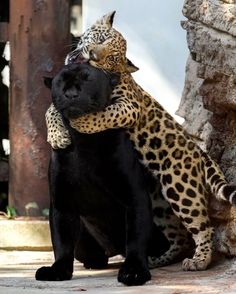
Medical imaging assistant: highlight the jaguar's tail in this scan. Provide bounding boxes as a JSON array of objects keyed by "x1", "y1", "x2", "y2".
[{"x1": 203, "y1": 153, "x2": 236, "y2": 205}]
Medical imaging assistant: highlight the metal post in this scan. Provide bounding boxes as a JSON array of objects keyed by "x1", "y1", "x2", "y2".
[{"x1": 9, "y1": 0, "x2": 70, "y2": 215}]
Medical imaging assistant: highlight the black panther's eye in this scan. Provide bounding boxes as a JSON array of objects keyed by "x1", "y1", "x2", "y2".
[{"x1": 78, "y1": 70, "x2": 89, "y2": 80}]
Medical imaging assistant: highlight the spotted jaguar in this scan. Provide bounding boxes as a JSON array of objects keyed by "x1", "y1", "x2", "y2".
[{"x1": 45, "y1": 11, "x2": 236, "y2": 271}]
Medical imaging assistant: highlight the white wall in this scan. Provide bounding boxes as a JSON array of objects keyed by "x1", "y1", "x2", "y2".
[{"x1": 82, "y1": 0, "x2": 188, "y2": 122}]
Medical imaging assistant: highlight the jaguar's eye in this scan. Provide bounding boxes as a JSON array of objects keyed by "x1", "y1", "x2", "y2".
[{"x1": 89, "y1": 49, "x2": 98, "y2": 61}]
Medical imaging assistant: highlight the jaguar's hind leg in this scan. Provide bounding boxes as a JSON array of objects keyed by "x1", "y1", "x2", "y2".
[
  {"x1": 182, "y1": 226, "x2": 214, "y2": 271},
  {"x1": 160, "y1": 175, "x2": 214, "y2": 271},
  {"x1": 168, "y1": 204, "x2": 214, "y2": 271}
]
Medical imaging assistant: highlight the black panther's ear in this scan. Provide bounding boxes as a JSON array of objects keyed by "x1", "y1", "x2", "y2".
[
  {"x1": 43, "y1": 76, "x2": 53, "y2": 89},
  {"x1": 109, "y1": 73, "x2": 120, "y2": 88}
]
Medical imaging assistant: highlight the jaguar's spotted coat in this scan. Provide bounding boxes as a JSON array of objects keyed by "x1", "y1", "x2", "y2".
[{"x1": 46, "y1": 12, "x2": 236, "y2": 270}]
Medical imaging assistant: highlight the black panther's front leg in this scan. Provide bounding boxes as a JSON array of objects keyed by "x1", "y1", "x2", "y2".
[
  {"x1": 36, "y1": 150, "x2": 79, "y2": 281},
  {"x1": 35, "y1": 202, "x2": 78, "y2": 281},
  {"x1": 117, "y1": 202, "x2": 152, "y2": 286},
  {"x1": 112, "y1": 141, "x2": 152, "y2": 286}
]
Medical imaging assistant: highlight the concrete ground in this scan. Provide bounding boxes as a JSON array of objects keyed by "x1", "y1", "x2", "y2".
[{"x1": 1, "y1": 251, "x2": 236, "y2": 294}]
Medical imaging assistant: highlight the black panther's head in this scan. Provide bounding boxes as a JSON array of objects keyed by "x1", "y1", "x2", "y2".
[{"x1": 44, "y1": 63, "x2": 119, "y2": 119}]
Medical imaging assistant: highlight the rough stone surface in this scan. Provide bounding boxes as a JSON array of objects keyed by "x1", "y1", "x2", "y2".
[
  {"x1": 176, "y1": 56, "x2": 212, "y2": 152},
  {"x1": 1, "y1": 251, "x2": 236, "y2": 294},
  {"x1": 179, "y1": 0, "x2": 236, "y2": 181},
  {"x1": 183, "y1": 0, "x2": 236, "y2": 37},
  {"x1": 179, "y1": 0, "x2": 236, "y2": 250}
]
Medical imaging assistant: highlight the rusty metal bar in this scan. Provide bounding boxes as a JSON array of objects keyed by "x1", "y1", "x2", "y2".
[
  {"x1": 0, "y1": 23, "x2": 9, "y2": 42},
  {"x1": 9, "y1": 0, "x2": 70, "y2": 215}
]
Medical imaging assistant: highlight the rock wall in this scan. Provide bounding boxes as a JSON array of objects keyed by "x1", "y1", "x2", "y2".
[{"x1": 178, "y1": 0, "x2": 236, "y2": 182}]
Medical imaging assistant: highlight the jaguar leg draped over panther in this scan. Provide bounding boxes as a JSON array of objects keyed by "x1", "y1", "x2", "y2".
[{"x1": 45, "y1": 11, "x2": 236, "y2": 270}]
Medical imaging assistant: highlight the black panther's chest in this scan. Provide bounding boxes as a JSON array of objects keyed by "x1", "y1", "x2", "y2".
[
  {"x1": 51, "y1": 128, "x2": 129, "y2": 209},
  {"x1": 50, "y1": 128, "x2": 128, "y2": 254}
]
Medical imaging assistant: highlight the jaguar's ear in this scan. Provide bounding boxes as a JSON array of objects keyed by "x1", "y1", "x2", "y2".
[
  {"x1": 94, "y1": 11, "x2": 116, "y2": 28},
  {"x1": 125, "y1": 58, "x2": 139, "y2": 73},
  {"x1": 43, "y1": 76, "x2": 53, "y2": 89}
]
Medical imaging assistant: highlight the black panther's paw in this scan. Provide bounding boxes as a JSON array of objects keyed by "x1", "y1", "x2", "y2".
[
  {"x1": 35, "y1": 266, "x2": 72, "y2": 281},
  {"x1": 117, "y1": 257, "x2": 151, "y2": 286},
  {"x1": 83, "y1": 255, "x2": 109, "y2": 269}
]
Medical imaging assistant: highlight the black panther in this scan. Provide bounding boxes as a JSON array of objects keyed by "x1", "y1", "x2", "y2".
[{"x1": 35, "y1": 63, "x2": 169, "y2": 286}]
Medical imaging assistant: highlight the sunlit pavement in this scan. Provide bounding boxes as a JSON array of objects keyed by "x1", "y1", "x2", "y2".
[{"x1": 0, "y1": 250, "x2": 236, "y2": 294}]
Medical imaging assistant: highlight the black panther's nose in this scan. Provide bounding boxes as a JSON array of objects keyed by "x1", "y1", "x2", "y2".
[
  {"x1": 65, "y1": 93, "x2": 77, "y2": 99},
  {"x1": 65, "y1": 87, "x2": 80, "y2": 100}
]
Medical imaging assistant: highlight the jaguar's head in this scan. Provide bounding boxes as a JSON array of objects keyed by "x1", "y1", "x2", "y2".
[{"x1": 66, "y1": 11, "x2": 138, "y2": 74}]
